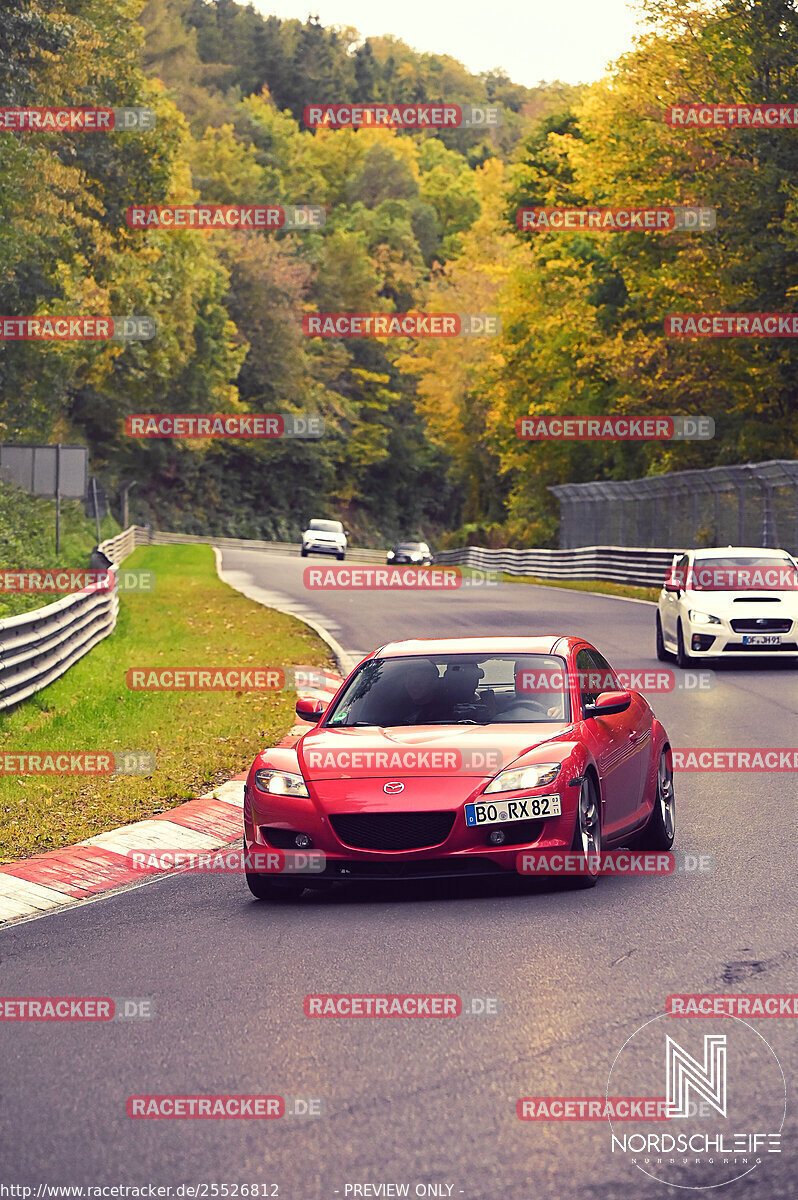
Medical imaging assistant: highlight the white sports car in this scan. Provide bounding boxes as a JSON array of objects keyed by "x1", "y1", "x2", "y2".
[{"x1": 656, "y1": 546, "x2": 798, "y2": 666}]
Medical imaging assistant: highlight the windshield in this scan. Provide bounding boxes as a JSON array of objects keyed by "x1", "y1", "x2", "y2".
[
  {"x1": 324, "y1": 654, "x2": 571, "y2": 727},
  {"x1": 395, "y1": 542, "x2": 423, "y2": 551},
  {"x1": 308, "y1": 520, "x2": 343, "y2": 533},
  {"x1": 688, "y1": 555, "x2": 798, "y2": 591}
]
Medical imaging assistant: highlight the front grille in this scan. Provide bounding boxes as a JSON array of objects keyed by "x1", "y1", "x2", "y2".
[
  {"x1": 325, "y1": 857, "x2": 503, "y2": 878},
  {"x1": 723, "y1": 641, "x2": 798, "y2": 652},
  {"x1": 730, "y1": 618, "x2": 792, "y2": 633},
  {"x1": 330, "y1": 810, "x2": 455, "y2": 850}
]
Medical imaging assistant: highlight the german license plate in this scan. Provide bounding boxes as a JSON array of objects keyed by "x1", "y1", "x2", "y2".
[
  {"x1": 742, "y1": 634, "x2": 781, "y2": 646},
  {"x1": 464, "y1": 794, "x2": 562, "y2": 826}
]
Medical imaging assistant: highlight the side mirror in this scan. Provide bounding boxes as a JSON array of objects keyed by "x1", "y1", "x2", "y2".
[
  {"x1": 296, "y1": 696, "x2": 326, "y2": 722},
  {"x1": 663, "y1": 570, "x2": 684, "y2": 594},
  {"x1": 584, "y1": 690, "x2": 632, "y2": 718}
]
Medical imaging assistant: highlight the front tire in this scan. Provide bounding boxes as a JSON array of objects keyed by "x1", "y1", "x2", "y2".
[
  {"x1": 633, "y1": 751, "x2": 675, "y2": 851},
  {"x1": 245, "y1": 867, "x2": 305, "y2": 902},
  {"x1": 300, "y1": 547, "x2": 308, "y2": 557},
  {"x1": 336, "y1": 552, "x2": 345, "y2": 561},
  {"x1": 675, "y1": 620, "x2": 692, "y2": 669},
  {"x1": 655, "y1": 613, "x2": 670, "y2": 662},
  {"x1": 564, "y1": 775, "x2": 602, "y2": 889}
]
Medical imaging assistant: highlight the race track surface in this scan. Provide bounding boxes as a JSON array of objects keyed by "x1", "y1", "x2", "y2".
[{"x1": 2, "y1": 550, "x2": 796, "y2": 1199}]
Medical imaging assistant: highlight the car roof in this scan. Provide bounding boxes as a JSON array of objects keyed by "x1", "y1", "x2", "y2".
[
  {"x1": 373, "y1": 636, "x2": 575, "y2": 658},
  {"x1": 690, "y1": 546, "x2": 791, "y2": 558}
]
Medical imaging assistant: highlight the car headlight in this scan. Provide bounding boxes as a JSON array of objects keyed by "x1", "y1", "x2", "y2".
[
  {"x1": 688, "y1": 609, "x2": 721, "y2": 625},
  {"x1": 484, "y1": 762, "x2": 561, "y2": 794},
  {"x1": 387, "y1": 551, "x2": 395, "y2": 559},
  {"x1": 253, "y1": 769, "x2": 309, "y2": 797}
]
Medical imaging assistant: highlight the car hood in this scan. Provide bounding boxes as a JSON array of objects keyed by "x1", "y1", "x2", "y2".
[
  {"x1": 297, "y1": 722, "x2": 574, "y2": 781},
  {"x1": 683, "y1": 588, "x2": 798, "y2": 616}
]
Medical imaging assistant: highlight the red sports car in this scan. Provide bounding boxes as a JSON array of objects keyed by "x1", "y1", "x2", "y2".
[{"x1": 243, "y1": 636, "x2": 675, "y2": 899}]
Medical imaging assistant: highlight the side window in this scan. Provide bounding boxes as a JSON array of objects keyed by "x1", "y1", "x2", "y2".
[
  {"x1": 590, "y1": 650, "x2": 619, "y2": 693},
  {"x1": 576, "y1": 648, "x2": 600, "y2": 712},
  {"x1": 673, "y1": 553, "x2": 689, "y2": 589}
]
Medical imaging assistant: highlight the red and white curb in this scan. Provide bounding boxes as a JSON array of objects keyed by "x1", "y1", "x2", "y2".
[{"x1": 0, "y1": 671, "x2": 342, "y2": 926}]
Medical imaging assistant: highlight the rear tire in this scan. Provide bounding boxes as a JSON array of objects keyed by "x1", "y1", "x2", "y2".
[
  {"x1": 563, "y1": 775, "x2": 601, "y2": 889},
  {"x1": 655, "y1": 613, "x2": 670, "y2": 662},
  {"x1": 675, "y1": 620, "x2": 692, "y2": 669},
  {"x1": 632, "y1": 751, "x2": 675, "y2": 851}
]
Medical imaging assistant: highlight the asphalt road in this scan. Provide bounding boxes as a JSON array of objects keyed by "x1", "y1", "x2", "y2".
[{"x1": 2, "y1": 549, "x2": 797, "y2": 1199}]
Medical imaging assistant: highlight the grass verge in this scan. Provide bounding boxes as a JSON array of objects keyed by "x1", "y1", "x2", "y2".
[
  {"x1": 500, "y1": 574, "x2": 659, "y2": 603},
  {"x1": 0, "y1": 544, "x2": 334, "y2": 860}
]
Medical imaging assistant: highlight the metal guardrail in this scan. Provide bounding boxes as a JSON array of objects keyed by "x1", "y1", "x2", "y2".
[
  {"x1": 151, "y1": 530, "x2": 675, "y2": 585},
  {"x1": 0, "y1": 525, "x2": 149, "y2": 712},
  {"x1": 433, "y1": 545, "x2": 678, "y2": 588}
]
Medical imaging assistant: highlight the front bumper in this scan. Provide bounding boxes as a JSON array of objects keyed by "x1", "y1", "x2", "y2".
[
  {"x1": 681, "y1": 617, "x2": 798, "y2": 656},
  {"x1": 303, "y1": 541, "x2": 345, "y2": 556},
  {"x1": 244, "y1": 780, "x2": 581, "y2": 881}
]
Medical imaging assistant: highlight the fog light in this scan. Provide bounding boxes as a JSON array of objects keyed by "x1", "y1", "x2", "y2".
[
  {"x1": 691, "y1": 633, "x2": 715, "y2": 652},
  {"x1": 294, "y1": 833, "x2": 312, "y2": 848},
  {"x1": 488, "y1": 830, "x2": 506, "y2": 846}
]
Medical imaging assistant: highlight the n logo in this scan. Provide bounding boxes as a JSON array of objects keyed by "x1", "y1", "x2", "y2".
[{"x1": 666, "y1": 1034, "x2": 727, "y2": 1118}]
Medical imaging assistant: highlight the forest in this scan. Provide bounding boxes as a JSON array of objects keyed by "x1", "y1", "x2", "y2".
[{"x1": 1, "y1": 0, "x2": 796, "y2": 547}]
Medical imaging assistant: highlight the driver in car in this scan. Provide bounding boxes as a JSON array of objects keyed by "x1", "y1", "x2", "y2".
[
  {"x1": 438, "y1": 661, "x2": 496, "y2": 721},
  {"x1": 496, "y1": 658, "x2": 566, "y2": 720}
]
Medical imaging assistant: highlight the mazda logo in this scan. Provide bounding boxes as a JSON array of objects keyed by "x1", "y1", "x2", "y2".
[{"x1": 383, "y1": 781, "x2": 404, "y2": 794}]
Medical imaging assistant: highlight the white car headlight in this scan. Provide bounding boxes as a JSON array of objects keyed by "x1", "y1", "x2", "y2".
[
  {"x1": 688, "y1": 609, "x2": 721, "y2": 625},
  {"x1": 484, "y1": 762, "x2": 561, "y2": 794},
  {"x1": 254, "y1": 769, "x2": 309, "y2": 797},
  {"x1": 387, "y1": 551, "x2": 395, "y2": 559}
]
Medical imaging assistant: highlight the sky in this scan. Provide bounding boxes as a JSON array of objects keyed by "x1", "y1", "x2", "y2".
[{"x1": 251, "y1": 0, "x2": 650, "y2": 87}]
